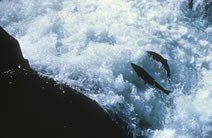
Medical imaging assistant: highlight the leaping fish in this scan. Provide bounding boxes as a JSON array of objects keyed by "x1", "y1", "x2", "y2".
[
  {"x1": 131, "y1": 63, "x2": 172, "y2": 95},
  {"x1": 146, "y1": 51, "x2": 171, "y2": 79}
]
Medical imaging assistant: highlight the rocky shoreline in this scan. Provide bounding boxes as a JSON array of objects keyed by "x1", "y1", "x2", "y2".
[{"x1": 0, "y1": 26, "x2": 132, "y2": 138}]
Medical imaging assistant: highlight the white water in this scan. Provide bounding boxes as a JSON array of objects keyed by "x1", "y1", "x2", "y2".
[{"x1": 1, "y1": 0, "x2": 211, "y2": 137}]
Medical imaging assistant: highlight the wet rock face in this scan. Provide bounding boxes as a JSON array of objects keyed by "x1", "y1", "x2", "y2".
[
  {"x1": 187, "y1": 0, "x2": 212, "y2": 22},
  {"x1": 0, "y1": 26, "x2": 130, "y2": 138},
  {"x1": 204, "y1": 1, "x2": 212, "y2": 21},
  {"x1": 0, "y1": 27, "x2": 30, "y2": 72}
]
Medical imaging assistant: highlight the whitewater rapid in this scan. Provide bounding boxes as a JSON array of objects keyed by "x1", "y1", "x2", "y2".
[{"x1": 1, "y1": 0, "x2": 211, "y2": 137}]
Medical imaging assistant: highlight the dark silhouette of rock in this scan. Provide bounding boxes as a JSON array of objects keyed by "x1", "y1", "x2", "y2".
[
  {"x1": 0, "y1": 26, "x2": 131, "y2": 138},
  {"x1": 204, "y1": 1, "x2": 212, "y2": 22},
  {"x1": 187, "y1": 0, "x2": 212, "y2": 22},
  {"x1": 188, "y1": 0, "x2": 193, "y2": 9},
  {"x1": 0, "y1": 27, "x2": 31, "y2": 72}
]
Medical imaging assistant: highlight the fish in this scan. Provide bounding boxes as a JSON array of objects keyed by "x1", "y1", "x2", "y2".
[
  {"x1": 131, "y1": 63, "x2": 172, "y2": 95},
  {"x1": 146, "y1": 51, "x2": 171, "y2": 79}
]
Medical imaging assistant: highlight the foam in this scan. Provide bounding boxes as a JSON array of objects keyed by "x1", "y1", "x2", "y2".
[{"x1": 1, "y1": 0, "x2": 211, "y2": 137}]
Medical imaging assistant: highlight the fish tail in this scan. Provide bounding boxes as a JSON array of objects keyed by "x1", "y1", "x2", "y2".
[{"x1": 163, "y1": 89, "x2": 172, "y2": 95}]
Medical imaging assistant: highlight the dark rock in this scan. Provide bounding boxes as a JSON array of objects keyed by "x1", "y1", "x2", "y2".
[
  {"x1": 204, "y1": 1, "x2": 212, "y2": 22},
  {"x1": 187, "y1": 0, "x2": 212, "y2": 22},
  {"x1": 0, "y1": 26, "x2": 31, "y2": 72},
  {"x1": 0, "y1": 26, "x2": 131, "y2": 138},
  {"x1": 188, "y1": 0, "x2": 193, "y2": 9}
]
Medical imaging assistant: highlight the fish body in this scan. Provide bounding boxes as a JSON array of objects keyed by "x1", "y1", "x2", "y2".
[
  {"x1": 147, "y1": 51, "x2": 171, "y2": 79},
  {"x1": 131, "y1": 63, "x2": 172, "y2": 95}
]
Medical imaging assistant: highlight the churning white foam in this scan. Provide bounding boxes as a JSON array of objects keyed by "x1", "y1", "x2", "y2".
[{"x1": 1, "y1": 0, "x2": 211, "y2": 137}]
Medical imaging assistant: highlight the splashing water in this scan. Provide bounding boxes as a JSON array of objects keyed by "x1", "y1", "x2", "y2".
[{"x1": 1, "y1": 0, "x2": 211, "y2": 137}]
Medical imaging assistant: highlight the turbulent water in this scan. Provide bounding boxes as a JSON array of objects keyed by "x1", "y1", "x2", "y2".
[{"x1": 1, "y1": 0, "x2": 211, "y2": 137}]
